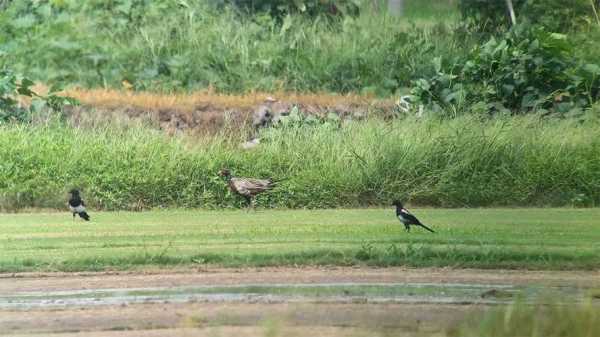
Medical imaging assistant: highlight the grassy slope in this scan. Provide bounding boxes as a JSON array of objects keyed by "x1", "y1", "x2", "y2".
[
  {"x1": 1, "y1": 208, "x2": 598, "y2": 272},
  {"x1": 1, "y1": 116, "x2": 599, "y2": 210}
]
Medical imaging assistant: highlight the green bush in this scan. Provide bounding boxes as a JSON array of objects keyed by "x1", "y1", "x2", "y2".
[
  {"x1": 412, "y1": 26, "x2": 600, "y2": 116},
  {"x1": 0, "y1": 67, "x2": 76, "y2": 122},
  {"x1": 220, "y1": 0, "x2": 361, "y2": 19},
  {"x1": 459, "y1": 0, "x2": 595, "y2": 34},
  {"x1": 522, "y1": 0, "x2": 595, "y2": 32},
  {"x1": 0, "y1": 115, "x2": 598, "y2": 210},
  {"x1": 459, "y1": 0, "x2": 524, "y2": 33},
  {"x1": 0, "y1": 67, "x2": 33, "y2": 122}
]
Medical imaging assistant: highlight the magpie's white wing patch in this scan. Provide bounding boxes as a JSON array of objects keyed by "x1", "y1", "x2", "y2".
[{"x1": 69, "y1": 205, "x2": 86, "y2": 213}]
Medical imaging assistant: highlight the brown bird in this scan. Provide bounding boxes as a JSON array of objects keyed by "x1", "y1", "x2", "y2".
[{"x1": 218, "y1": 169, "x2": 276, "y2": 209}]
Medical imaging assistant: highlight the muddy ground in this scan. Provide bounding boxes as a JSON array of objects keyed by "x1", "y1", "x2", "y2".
[{"x1": 1, "y1": 267, "x2": 599, "y2": 336}]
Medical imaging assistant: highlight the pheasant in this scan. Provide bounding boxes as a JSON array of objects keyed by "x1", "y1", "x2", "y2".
[
  {"x1": 68, "y1": 189, "x2": 90, "y2": 221},
  {"x1": 218, "y1": 169, "x2": 275, "y2": 209},
  {"x1": 392, "y1": 200, "x2": 434, "y2": 233}
]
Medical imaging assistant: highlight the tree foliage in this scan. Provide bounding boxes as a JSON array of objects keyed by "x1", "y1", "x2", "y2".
[
  {"x1": 0, "y1": 67, "x2": 76, "y2": 123},
  {"x1": 412, "y1": 26, "x2": 600, "y2": 116}
]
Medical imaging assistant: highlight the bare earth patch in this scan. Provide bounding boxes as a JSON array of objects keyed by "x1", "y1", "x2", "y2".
[
  {"x1": 2, "y1": 267, "x2": 598, "y2": 293},
  {"x1": 56, "y1": 88, "x2": 396, "y2": 134},
  {"x1": 0, "y1": 302, "x2": 465, "y2": 337}
]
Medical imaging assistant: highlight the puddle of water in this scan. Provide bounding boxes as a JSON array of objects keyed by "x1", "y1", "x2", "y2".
[{"x1": 1, "y1": 282, "x2": 595, "y2": 309}]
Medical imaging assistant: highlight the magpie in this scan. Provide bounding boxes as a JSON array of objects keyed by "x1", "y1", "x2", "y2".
[
  {"x1": 68, "y1": 189, "x2": 90, "y2": 221},
  {"x1": 392, "y1": 200, "x2": 434, "y2": 233},
  {"x1": 218, "y1": 169, "x2": 275, "y2": 209}
]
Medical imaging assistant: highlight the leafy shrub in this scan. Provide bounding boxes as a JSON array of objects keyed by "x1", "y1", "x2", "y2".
[
  {"x1": 458, "y1": 0, "x2": 524, "y2": 33},
  {"x1": 459, "y1": 0, "x2": 595, "y2": 33},
  {"x1": 0, "y1": 66, "x2": 77, "y2": 123},
  {"x1": 412, "y1": 26, "x2": 600, "y2": 116},
  {"x1": 0, "y1": 67, "x2": 34, "y2": 122},
  {"x1": 521, "y1": 0, "x2": 595, "y2": 32},
  {"x1": 220, "y1": 0, "x2": 361, "y2": 19}
]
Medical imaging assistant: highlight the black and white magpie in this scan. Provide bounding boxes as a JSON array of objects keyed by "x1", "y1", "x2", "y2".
[
  {"x1": 392, "y1": 200, "x2": 434, "y2": 233},
  {"x1": 68, "y1": 189, "x2": 90, "y2": 221}
]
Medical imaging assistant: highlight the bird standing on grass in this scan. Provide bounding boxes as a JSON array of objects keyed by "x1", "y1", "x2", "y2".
[
  {"x1": 392, "y1": 200, "x2": 434, "y2": 233},
  {"x1": 218, "y1": 169, "x2": 276, "y2": 209},
  {"x1": 68, "y1": 189, "x2": 90, "y2": 221}
]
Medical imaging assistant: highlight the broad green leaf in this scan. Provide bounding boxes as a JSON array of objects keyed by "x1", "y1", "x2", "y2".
[
  {"x1": 549, "y1": 33, "x2": 567, "y2": 41},
  {"x1": 583, "y1": 64, "x2": 600, "y2": 76}
]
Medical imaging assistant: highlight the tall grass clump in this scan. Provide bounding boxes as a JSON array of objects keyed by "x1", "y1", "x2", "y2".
[
  {"x1": 255, "y1": 115, "x2": 600, "y2": 207},
  {"x1": 449, "y1": 299, "x2": 600, "y2": 337},
  {"x1": 0, "y1": 114, "x2": 598, "y2": 210}
]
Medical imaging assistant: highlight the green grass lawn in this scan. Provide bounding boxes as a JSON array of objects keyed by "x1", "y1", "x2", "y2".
[{"x1": 0, "y1": 208, "x2": 598, "y2": 272}]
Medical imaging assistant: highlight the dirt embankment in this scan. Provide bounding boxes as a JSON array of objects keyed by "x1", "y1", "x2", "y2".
[{"x1": 61, "y1": 89, "x2": 397, "y2": 134}]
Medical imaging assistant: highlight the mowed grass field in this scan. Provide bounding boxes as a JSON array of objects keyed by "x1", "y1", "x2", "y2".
[{"x1": 0, "y1": 208, "x2": 599, "y2": 272}]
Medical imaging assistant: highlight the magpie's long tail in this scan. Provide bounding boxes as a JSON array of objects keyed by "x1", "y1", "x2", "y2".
[
  {"x1": 418, "y1": 222, "x2": 435, "y2": 233},
  {"x1": 78, "y1": 212, "x2": 90, "y2": 221}
]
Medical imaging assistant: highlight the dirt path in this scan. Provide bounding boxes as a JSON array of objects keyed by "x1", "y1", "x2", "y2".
[
  {"x1": 1, "y1": 267, "x2": 598, "y2": 336},
  {"x1": 0, "y1": 302, "x2": 466, "y2": 336},
  {"x1": 2, "y1": 267, "x2": 598, "y2": 294}
]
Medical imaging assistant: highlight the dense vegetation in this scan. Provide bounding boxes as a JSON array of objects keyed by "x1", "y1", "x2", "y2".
[
  {"x1": 0, "y1": 0, "x2": 459, "y2": 96},
  {"x1": 423, "y1": 0, "x2": 600, "y2": 116},
  {"x1": 459, "y1": 0, "x2": 597, "y2": 33},
  {"x1": 1, "y1": 208, "x2": 599, "y2": 272},
  {"x1": 0, "y1": 1, "x2": 599, "y2": 209},
  {"x1": 1, "y1": 0, "x2": 599, "y2": 115},
  {"x1": 0, "y1": 115, "x2": 598, "y2": 210},
  {"x1": 0, "y1": 67, "x2": 74, "y2": 122}
]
